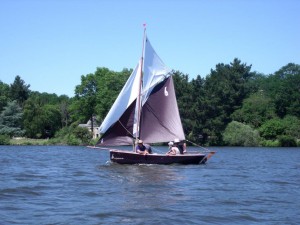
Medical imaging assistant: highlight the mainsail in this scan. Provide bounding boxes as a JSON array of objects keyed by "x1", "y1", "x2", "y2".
[{"x1": 97, "y1": 35, "x2": 185, "y2": 146}]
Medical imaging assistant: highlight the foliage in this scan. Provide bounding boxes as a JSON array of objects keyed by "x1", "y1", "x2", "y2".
[
  {"x1": 23, "y1": 97, "x2": 62, "y2": 138},
  {"x1": 72, "y1": 126, "x2": 92, "y2": 145},
  {"x1": 66, "y1": 134, "x2": 81, "y2": 145},
  {"x1": 281, "y1": 115, "x2": 300, "y2": 139},
  {"x1": 59, "y1": 97, "x2": 71, "y2": 127},
  {"x1": 273, "y1": 63, "x2": 300, "y2": 118},
  {"x1": 199, "y1": 58, "x2": 256, "y2": 144},
  {"x1": 278, "y1": 135, "x2": 297, "y2": 147},
  {"x1": 259, "y1": 116, "x2": 300, "y2": 142},
  {"x1": 0, "y1": 81, "x2": 10, "y2": 112},
  {"x1": 1, "y1": 61, "x2": 299, "y2": 147},
  {"x1": 0, "y1": 135, "x2": 10, "y2": 145},
  {"x1": 260, "y1": 139, "x2": 280, "y2": 147},
  {"x1": 223, "y1": 121, "x2": 260, "y2": 146},
  {"x1": 70, "y1": 67, "x2": 131, "y2": 129},
  {"x1": 9, "y1": 75, "x2": 30, "y2": 106},
  {"x1": 231, "y1": 92, "x2": 276, "y2": 128},
  {"x1": 72, "y1": 72, "x2": 98, "y2": 125},
  {"x1": 95, "y1": 68, "x2": 131, "y2": 121},
  {"x1": 51, "y1": 125, "x2": 93, "y2": 145},
  {"x1": 10, "y1": 138, "x2": 50, "y2": 145},
  {"x1": 258, "y1": 63, "x2": 300, "y2": 118},
  {"x1": 187, "y1": 75, "x2": 206, "y2": 144},
  {"x1": 259, "y1": 119, "x2": 285, "y2": 140},
  {"x1": 172, "y1": 71, "x2": 195, "y2": 139},
  {"x1": 0, "y1": 101, "x2": 25, "y2": 137}
]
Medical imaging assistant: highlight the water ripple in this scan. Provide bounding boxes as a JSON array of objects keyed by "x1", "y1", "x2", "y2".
[{"x1": 0, "y1": 146, "x2": 300, "y2": 224}]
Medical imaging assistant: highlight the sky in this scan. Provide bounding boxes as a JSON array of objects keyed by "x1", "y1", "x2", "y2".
[{"x1": 1, "y1": 0, "x2": 299, "y2": 97}]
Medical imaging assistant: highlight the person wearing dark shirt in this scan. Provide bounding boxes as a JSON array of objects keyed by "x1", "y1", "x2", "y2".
[
  {"x1": 135, "y1": 140, "x2": 149, "y2": 155},
  {"x1": 174, "y1": 138, "x2": 186, "y2": 154}
]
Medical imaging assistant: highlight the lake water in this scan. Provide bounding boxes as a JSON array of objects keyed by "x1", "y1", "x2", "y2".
[{"x1": 0, "y1": 145, "x2": 299, "y2": 225}]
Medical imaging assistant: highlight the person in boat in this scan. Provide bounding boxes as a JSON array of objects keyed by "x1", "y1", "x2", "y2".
[
  {"x1": 168, "y1": 141, "x2": 173, "y2": 151},
  {"x1": 174, "y1": 138, "x2": 186, "y2": 154},
  {"x1": 136, "y1": 139, "x2": 149, "y2": 155},
  {"x1": 166, "y1": 141, "x2": 180, "y2": 155},
  {"x1": 144, "y1": 143, "x2": 152, "y2": 154}
]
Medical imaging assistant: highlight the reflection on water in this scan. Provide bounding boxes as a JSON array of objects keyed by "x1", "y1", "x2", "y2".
[{"x1": 99, "y1": 162, "x2": 189, "y2": 213}]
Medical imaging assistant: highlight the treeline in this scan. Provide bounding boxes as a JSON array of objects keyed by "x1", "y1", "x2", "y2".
[{"x1": 0, "y1": 59, "x2": 299, "y2": 146}]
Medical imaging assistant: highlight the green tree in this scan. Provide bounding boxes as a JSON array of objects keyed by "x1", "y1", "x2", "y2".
[
  {"x1": 72, "y1": 72, "x2": 98, "y2": 132},
  {"x1": 231, "y1": 91, "x2": 276, "y2": 128},
  {"x1": 0, "y1": 81, "x2": 10, "y2": 112},
  {"x1": 258, "y1": 63, "x2": 300, "y2": 118},
  {"x1": 72, "y1": 126, "x2": 92, "y2": 145},
  {"x1": 259, "y1": 118, "x2": 285, "y2": 140},
  {"x1": 59, "y1": 98, "x2": 70, "y2": 127},
  {"x1": 201, "y1": 58, "x2": 255, "y2": 145},
  {"x1": 0, "y1": 100, "x2": 25, "y2": 137},
  {"x1": 23, "y1": 96, "x2": 61, "y2": 138},
  {"x1": 187, "y1": 75, "x2": 206, "y2": 143},
  {"x1": 223, "y1": 121, "x2": 260, "y2": 146},
  {"x1": 71, "y1": 67, "x2": 131, "y2": 128},
  {"x1": 259, "y1": 116, "x2": 300, "y2": 144},
  {"x1": 172, "y1": 71, "x2": 195, "y2": 138},
  {"x1": 10, "y1": 75, "x2": 30, "y2": 106},
  {"x1": 95, "y1": 68, "x2": 131, "y2": 121},
  {"x1": 281, "y1": 115, "x2": 300, "y2": 139},
  {"x1": 274, "y1": 63, "x2": 300, "y2": 118},
  {"x1": 0, "y1": 135, "x2": 10, "y2": 145}
]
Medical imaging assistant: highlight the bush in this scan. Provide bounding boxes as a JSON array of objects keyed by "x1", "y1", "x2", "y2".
[
  {"x1": 53, "y1": 125, "x2": 93, "y2": 145},
  {"x1": 260, "y1": 139, "x2": 280, "y2": 147},
  {"x1": 67, "y1": 134, "x2": 81, "y2": 145},
  {"x1": 259, "y1": 119, "x2": 285, "y2": 140},
  {"x1": 0, "y1": 135, "x2": 10, "y2": 145},
  {"x1": 89, "y1": 138, "x2": 99, "y2": 146},
  {"x1": 72, "y1": 127, "x2": 92, "y2": 145},
  {"x1": 223, "y1": 121, "x2": 261, "y2": 146},
  {"x1": 278, "y1": 135, "x2": 297, "y2": 147}
]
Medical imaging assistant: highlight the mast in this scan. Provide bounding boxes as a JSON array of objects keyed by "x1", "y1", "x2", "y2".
[{"x1": 135, "y1": 24, "x2": 147, "y2": 145}]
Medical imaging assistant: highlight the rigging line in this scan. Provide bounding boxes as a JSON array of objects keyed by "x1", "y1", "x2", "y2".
[
  {"x1": 186, "y1": 139, "x2": 210, "y2": 152},
  {"x1": 117, "y1": 120, "x2": 134, "y2": 138}
]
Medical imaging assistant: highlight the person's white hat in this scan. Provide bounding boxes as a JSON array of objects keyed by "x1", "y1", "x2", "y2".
[
  {"x1": 168, "y1": 141, "x2": 174, "y2": 146},
  {"x1": 138, "y1": 140, "x2": 143, "y2": 144}
]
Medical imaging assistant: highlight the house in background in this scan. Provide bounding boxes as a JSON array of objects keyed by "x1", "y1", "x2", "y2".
[{"x1": 78, "y1": 116, "x2": 100, "y2": 139}]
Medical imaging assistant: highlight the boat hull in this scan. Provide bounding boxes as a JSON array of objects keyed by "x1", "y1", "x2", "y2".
[{"x1": 110, "y1": 150, "x2": 209, "y2": 165}]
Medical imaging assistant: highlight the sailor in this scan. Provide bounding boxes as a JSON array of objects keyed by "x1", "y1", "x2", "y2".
[
  {"x1": 174, "y1": 138, "x2": 186, "y2": 154},
  {"x1": 168, "y1": 141, "x2": 174, "y2": 151},
  {"x1": 135, "y1": 139, "x2": 149, "y2": 155},
  {"x1": 144, "y1": 143, "x2": 152, "y2": 154},
  {"x1": 166, "y1": 141, "x2": 180, "y2": 155}
]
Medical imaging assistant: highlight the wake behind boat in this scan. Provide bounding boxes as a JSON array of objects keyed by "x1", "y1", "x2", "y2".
[{"x1": 95, "y1": 27, "x2": 215, "y2": 165}]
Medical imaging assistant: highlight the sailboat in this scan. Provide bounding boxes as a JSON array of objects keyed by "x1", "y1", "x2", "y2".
[{"x1": 95, "y1": 28, "x2": 215, "y2": 164}]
